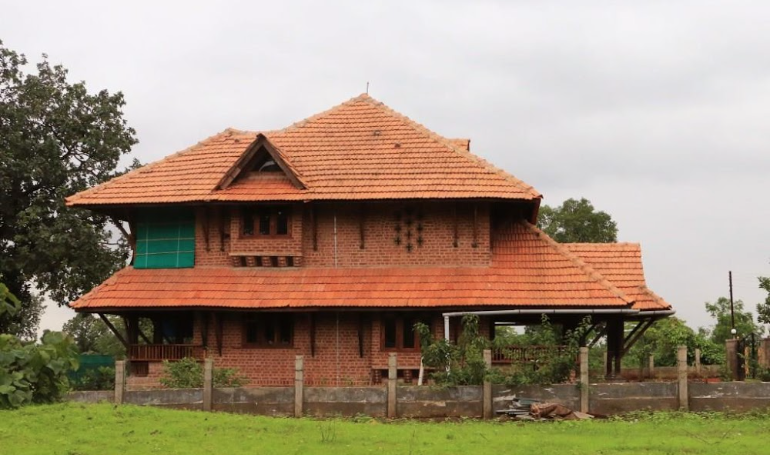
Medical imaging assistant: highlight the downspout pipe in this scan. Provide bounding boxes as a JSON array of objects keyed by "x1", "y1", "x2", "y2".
[{"x1": 441, "y1": 308, "x2": 664, "y2": 341}]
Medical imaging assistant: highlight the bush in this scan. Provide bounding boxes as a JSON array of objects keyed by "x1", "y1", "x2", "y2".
[
  {"x1": 71, "y1": 366, "x2": 115, "y2": 391},
  {"x1": 0, "y1": 330, "x2": 79, "y2": 408},
  {"x1": 159, "y1": 357, "x2": 247, "y2": 389}
]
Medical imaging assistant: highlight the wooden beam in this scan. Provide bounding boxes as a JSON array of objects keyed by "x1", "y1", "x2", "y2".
[
  {"x1": 199, "y1": 311, "x2": 209, "y2": 349},
  {"x1": 622, "y1": 319, "x2": 655, "y2": 356},
  {"x1": 359, "y1": 204, "x2": 366, "y2": 250},
  {"x1": 137, "y1": 325, "x2": 152, "y2": 345},
  {"x1": 472, "y1": 205, "x2": 479, "y2": 248},
  {"x1": 358, "y1": 314, "x2": 365, "y2": 358},
  {"x1": 452, "y1": 202, "x2": 459, "y2": 248},
  {"x1": 214, "y1": 312, "x2": 223, "y2": 356},
  {"x1": 310, "y1": 205, "x2": 318, "y2": 251},
  {"x1": 218, "y1": 209, "x2": 228, "y2": 252},
  {"x1": 98, "y1": 313, "x2": 129, "y2": 350},
  {"x1": 310, "y1": 313, "x2": 317, "y2": 357},
  {"x1": 200, "y1": 208, "x2": 211, "y2": 252},
  {"x1": 588, "y1": 323, "x2": 607, "y2": 348}
]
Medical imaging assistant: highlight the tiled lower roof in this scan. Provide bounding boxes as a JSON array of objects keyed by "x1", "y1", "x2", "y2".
[
  {"x1": 71, "y1": 221, "x2": 642, "y2": 311},
  {"x1": 563, "y1": 243, "x2": 672, "y2": 310}
]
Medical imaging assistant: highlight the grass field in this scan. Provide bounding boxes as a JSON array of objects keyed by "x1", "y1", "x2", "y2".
[{"x1": 0, "y1": 403, "x2": 768, "y2": 455}]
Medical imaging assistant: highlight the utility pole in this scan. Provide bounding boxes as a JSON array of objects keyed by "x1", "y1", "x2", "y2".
[{"x1": 729, "y1": 271, "x2": 736, "y2": 334}]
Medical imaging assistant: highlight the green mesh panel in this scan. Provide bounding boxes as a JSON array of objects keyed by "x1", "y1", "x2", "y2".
[{"x1": 134, "y1": 209, "x2": 195, "y2": 269}]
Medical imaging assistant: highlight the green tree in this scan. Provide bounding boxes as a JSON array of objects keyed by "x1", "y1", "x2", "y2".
[
  {"x1": 61, "y1": 314, "x2": 125, "y2": 358},
  {"x1": 704, "y1": 297, "x2": 760, "y2": 344},
  {"x1": 757, "y1": 276, "x2": 769, "y2": 325},
  {"x1": 0, "y1": 41, "x2": 137, "y2": 337},
  {"x1": 537, "y1": 198, "x2": 618, "y2": 243},
  {"x1": 624, "y1": 317, "x2": 723, "y2": 367}
]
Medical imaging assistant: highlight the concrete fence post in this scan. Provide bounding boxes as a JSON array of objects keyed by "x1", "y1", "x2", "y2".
[
  {"x1": 114, "y1": 360, "x2": 125, "y2": 405},
  {"x1": 579, "y1": 347, "x2": 589, "y2": 413},
  {"x1": 647, "y1": 354, "x2": 655, "y2": 380},
  {"x1": 694, "y1": 348, "x2": 701, "y2": 376},
  {"x1": 203, "y1": 358, "x2": 213, "y2": 412},
  {"x1": 483, "y1": 349, "x2": 492, "y2": 419},
  {"x1": 677, "y1": 346, "x2": 688, "y2": 411},
  {"x1": 387, "y1": 353, "x2": 397, "y2": 418},
  {"x1": 294, "y1": 355, "x2": 304, "y2": 417},
  {"x1": 725, "y1": 339, "x2": 738, "y2": 381}
]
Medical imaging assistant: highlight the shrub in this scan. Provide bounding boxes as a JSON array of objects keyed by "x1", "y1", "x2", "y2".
[
  {"x1": 159, "y1": 357, "x2": 247, "y2": 388},
  {"x1": 0, "y1": 330, "x2": 79, "y2": 408}
]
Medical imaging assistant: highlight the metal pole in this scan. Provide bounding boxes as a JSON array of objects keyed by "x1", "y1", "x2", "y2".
[{"x1": 729, "y1": 271, "x2": 735, "y2": 331}]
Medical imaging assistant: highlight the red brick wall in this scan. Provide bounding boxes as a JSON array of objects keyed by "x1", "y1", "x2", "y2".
[
  {"x1": 194, "y1": 209, "x2": 231, "y2": 266},
  {"x1": 125, "y1": 310, "x2": 494, "y2": 388},
  {"x1": 192, "y1": 201, "x2": 491, "y2": 268},
  {"x1": 228, "y1": 205, "x2": 304, "y2": 257}
]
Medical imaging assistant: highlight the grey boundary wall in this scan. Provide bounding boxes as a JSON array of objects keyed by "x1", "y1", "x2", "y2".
[
  {"x1": 67, "y1": 381, "x2": 769, "y2": 418},
  {"x1": 67, "y1": 350, "x2": 769, "y2": 418}
]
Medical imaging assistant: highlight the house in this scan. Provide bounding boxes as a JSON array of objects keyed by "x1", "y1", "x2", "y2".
[{"x1": 67, "y1": 94, "x2": 673, "y2": 388}]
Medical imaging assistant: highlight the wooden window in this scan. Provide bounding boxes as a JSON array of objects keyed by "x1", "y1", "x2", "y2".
[
  {"x1": 242, "y1": 206, "x2": 291, "y2": 237},
  {"x1": 381, "y1": 315, "x2": 429, "y2": 351},
  {"x1": 243, "y1": 313, "x2": 293, "y2": 347}
]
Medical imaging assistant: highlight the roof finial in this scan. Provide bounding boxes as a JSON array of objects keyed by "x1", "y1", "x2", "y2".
[{"x1": 366, "y1": 81, "x2": 369, "y2": 94}]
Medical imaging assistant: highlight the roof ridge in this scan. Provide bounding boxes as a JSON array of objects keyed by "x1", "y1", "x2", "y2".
[
  {"x1": 66, "y1": 129, "x2": 238, "y2": 206},
  {"x1": 518, "y1": 220, "x2": 635, "y2": 306},
  {"x1": 360, "y1": 96, "x2": 542, "y2": 199},
  {"x1": 272, "y1": 93, "x2": 371, "y2": 135}
]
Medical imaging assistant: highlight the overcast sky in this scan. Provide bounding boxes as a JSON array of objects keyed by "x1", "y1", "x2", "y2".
[{"x1": 1, "y1": 0, "x2": 768, "y2": 334}]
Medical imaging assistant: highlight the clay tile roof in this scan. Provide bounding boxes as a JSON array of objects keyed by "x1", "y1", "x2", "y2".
[
  {"x1": 66, "y1": 94, "x2": 541, "y2": 207},
  {"x1": 563, "y1": 243, "x2": 672, "y2": 311},
  {"x1": 70, "y1": 221, "x2": 635, "y2": 311}
]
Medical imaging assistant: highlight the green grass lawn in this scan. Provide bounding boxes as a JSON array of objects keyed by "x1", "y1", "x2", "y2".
[{"x1": 1, "y1": 403, "x2": 767, "y2": 455}]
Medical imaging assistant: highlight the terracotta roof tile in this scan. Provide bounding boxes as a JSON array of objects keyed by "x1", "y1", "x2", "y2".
[
  {"x1": 66, "y1": 95, "x2": 541, "y2": 206},
  {"x1": 71, "y1": 221, "x2": 636, "y2": 311},
  {"x1": 564, "y1": 243, "x2": 672, "y2": 310}
]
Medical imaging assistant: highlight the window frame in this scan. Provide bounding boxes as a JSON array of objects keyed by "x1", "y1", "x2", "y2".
[
  {"x1": 242, "y1": 313, "x2": 294, "y2": 348},
  {"x1": 381, "y1": 314, "x2": 430, "y2": 352},
  {"x1": 241, "y1": 206, "x2": 292, "y2": 238}
]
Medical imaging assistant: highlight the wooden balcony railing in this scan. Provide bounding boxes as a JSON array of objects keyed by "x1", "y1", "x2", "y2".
[
  {"x1": 492, "y1": 345, "x2": 568, "y2": 364},
  {"x1": 128, "y1": 344, "x2": 204, "y2": 361}
]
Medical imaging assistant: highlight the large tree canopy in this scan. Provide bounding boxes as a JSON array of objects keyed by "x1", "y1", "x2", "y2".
[
  {"x1": 0, "y1": 41, "x2": 136, "y2": 338},
  {"x1": 537, "y1": 198, "x2": 618, "y2": 243}
]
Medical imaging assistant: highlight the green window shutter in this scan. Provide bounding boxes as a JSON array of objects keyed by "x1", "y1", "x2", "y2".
[{"x1": 134, "y1": 209, "x2": 195, "y2": 269}]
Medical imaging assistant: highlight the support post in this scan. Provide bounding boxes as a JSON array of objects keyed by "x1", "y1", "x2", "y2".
[
  {"x1": 677, "y1": 346, "x2": 688, "y2": 411},
  {"x1": 114, "y1": 360, "x2": 126, "y2": 405},
  {"x1": 579, "y1": 347, "x2": 589, "y2": 413},
  {"x1": 483, "y1": 349, "x2": 492, "y2": 419},
  {"x1": 725, "y1": 338, "x2": 738, "y2": 381},
  {"x1": 694, "y1": 348, "x2": 701, "y2": 377},
  {"x1": 294, "y1": 355, "x2": 304, "y2": 417},
  {"x1": 387, "y1": 353, "x2": 397, "y2": 418},
  {"x1": 648, "y1": 354, "x2": 655, "y2": 380},
  {"x1": 203, "y1": 358, "x2": 213, "y2": 412}
]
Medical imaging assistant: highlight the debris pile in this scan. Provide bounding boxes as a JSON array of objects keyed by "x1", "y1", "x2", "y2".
[{"x1": 495, "y1": 397, "x2": 593, "y2": 421}]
